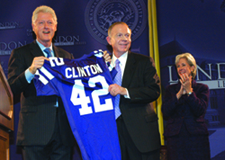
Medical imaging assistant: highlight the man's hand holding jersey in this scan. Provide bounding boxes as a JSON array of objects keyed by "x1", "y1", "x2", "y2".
[{"x1": 29, "y1": 56, "x2": 49, "y2": 74}]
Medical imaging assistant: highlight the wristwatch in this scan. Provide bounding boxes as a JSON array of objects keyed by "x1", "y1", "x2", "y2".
[{"x1": 188, "y1": 91, "x2": 192, "y2": 95}]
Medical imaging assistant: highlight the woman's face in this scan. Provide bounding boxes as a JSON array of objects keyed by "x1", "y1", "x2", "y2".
[{"x1": 176, "y1": 58, "x2": 194, "y2": 77}]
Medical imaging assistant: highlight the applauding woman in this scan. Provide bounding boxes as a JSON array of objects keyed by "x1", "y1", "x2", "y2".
[{"x1": 162, "y1": 53, "x2": 210, "y2": 160}]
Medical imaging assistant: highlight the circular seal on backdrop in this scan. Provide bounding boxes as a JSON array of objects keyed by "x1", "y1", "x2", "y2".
[{"x1": 85, "y1": 0, "x2": 147, "y2": 45}]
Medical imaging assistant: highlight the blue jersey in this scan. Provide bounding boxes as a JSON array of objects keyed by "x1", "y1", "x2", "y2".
[{"x1": 33, "y1": 50, "x2": 121, "y2": 160}]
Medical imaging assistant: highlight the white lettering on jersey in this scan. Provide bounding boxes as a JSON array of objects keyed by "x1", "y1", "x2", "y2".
[
  {"x1": 70, "y1": 79, "x2": 92, "y2": 115},
  {"x1": 89, "y1": 75, "x2": 113, "y2": 113},
  {"x1": 70, "y1": 75, "x2": 113, "y2": 115},
  {"x1": 49, "y1": 57, "x2": 65, "y2": 67},
  {"x1": 65, "y1": 67, "x2": 79, "y2": 78},
  {"x1": 65, "y1": 64, "x2": 103, "y2": 78}
]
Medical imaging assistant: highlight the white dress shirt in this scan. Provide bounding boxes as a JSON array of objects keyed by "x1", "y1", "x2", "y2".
[{"x1": 111, "y1": 52, "x2": 130, "y2": 99}]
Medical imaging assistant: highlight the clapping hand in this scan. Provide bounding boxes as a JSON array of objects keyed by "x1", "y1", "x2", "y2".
[{"x1": 176, "y1": 73, "x2": 193, "y2": 99}]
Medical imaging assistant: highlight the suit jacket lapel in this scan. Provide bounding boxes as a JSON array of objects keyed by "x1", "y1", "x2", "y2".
[
  {"x1": 29, "y1": 41, "x2": 44, "y2": 57},
  {"x1": 29, "y1": 41, "x2": 63, "y2": 58},
  {"x1": 122, "y1": 52, "x2": 136, "y2": 88},
  {"x1": 52, "y1": 44, "x2": 60, "y2": 57}
]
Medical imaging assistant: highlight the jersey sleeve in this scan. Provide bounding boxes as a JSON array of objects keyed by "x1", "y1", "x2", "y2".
[{"x1": 33, "y1": 64, "x2": 60, "y2": 97}]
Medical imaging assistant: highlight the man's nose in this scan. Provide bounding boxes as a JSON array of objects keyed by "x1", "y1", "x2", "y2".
[
  {"x1": 121, "y1": 35, "x2": 128, "y2": 40},
  {"x1": 44, "y1": 22, "x2": 49, "y2": 28}
]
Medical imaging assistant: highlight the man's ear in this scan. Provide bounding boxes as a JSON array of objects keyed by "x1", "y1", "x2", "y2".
[{"x1": 106, "y1": 36, "x2": 111, "y2": 45}]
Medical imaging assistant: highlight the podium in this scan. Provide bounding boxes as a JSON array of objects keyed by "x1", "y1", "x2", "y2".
[{"x1": 0, "y1": 64, "x2": 14, "y2": 160}]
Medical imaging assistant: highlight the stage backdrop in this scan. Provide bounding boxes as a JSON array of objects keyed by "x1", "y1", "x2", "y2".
[
  {"x1": 0, "y1": 0, "x2": 149, "y2": 159},
  {"x1": 157, "y1": 0, "x2": 225, "y2": 159}
]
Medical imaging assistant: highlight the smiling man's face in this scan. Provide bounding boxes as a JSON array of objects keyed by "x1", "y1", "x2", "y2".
[
  {"x1": 32, "y1": 12, "x2": 57, "y2": 47},
  {"x1": 106, "y1": 23, "x2": 131, "y2": 58}
]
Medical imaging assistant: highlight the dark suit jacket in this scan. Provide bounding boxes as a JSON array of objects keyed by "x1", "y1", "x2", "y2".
[
  {"x1": 161, "y1": 80, "x2": 209, "y2": 137},
  {"x1": 119, "y1": 51, "x2": 161, "y2": 153},
  {"x1": 8, "y1": 41, "x2": 75, "y2": 146}
]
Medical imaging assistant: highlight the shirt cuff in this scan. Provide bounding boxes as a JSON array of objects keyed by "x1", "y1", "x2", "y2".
[
  {"x1": 124, "y1": 88, "x2": 130, "y2": 99},
  {"x1": 25, "y1": 68, "x2": 35, "y2": 83}
]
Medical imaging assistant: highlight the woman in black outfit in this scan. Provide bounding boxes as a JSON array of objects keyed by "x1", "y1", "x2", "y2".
[{"x1": 162, "y1": 53, "x2": 210, "y2": 160}]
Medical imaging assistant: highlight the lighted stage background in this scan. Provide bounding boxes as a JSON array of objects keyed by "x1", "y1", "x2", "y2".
[{"x1": 0, "y1": 0, "x2": 225, "y2": 159}]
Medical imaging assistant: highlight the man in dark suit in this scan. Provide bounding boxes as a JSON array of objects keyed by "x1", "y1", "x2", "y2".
[
  {"x1": 107, "y1": 22, "x2": 161, "y2": 160},
  {"x1": 8, "y1": 5, "x2": 76, "y2": 160}
]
